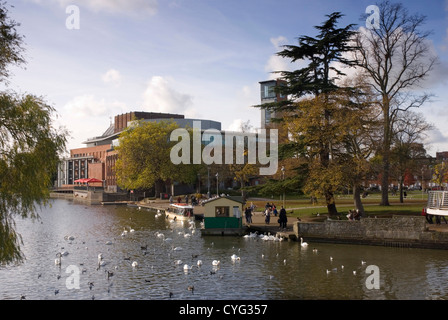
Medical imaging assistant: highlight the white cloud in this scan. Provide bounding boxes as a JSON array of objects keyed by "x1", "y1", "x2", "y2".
[
  {"x1": 226, "y1": 118, "x2": 256, "y2": 133},
  {"x1": 142, "y1": 76, "x2": 195, "y2": 116},
  {"x1": 102, "y1": 69, "x2": 121, "y2": 86},
  {"x1": 264, "y1": 36, "x2": 290, "y2": 79},
  {"x1": 64, "y1": 94, "x2": 126, "y2": 118},
  {"x1": 270, "y1": 36, "x2": 287, "y2": 48},
  {"x1": 30, "y1": 0, "x2": 158, "y2": 16}
]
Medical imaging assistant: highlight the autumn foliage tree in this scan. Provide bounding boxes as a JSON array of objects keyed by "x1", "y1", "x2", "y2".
[
  {"x1": 257, "y1": 12, "x2": 356, "y2": 216},
  {"x1": 115, "y1": 120, "x2": 200, "y2": 197}
]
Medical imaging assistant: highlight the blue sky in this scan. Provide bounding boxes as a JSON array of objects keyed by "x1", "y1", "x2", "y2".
[{"x1": 5, "y1": 0, "x2": 448, "y2": 156}]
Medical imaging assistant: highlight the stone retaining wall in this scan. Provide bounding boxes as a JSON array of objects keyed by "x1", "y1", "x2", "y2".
[{"x1": 294, "y1": 216, "x2": 448, "y2": 249}]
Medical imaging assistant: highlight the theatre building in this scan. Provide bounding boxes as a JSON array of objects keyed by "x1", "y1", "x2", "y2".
[{"x1": 56, "y1": 111, "x2": 221, "y2": 194}]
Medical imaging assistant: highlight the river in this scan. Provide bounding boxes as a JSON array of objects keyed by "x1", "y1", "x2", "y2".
[{"x1": 0, "y1": 198, "x2": 447, "y2": 300}]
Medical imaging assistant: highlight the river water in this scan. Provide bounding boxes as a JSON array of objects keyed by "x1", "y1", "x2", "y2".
[{"x1": 0, "y1": 198, "x2": 447, "y2": 300}]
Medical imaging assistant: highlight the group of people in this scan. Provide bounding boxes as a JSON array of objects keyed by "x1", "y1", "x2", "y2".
[
  {"x1": 169, "y1": 194, "x2": 199, "y2": 206},
  {"x1": 244, "y1": 202, "x2": 256, "y2": 224},
  {"x1": 244, "y1": 202, "x2": 288, "y2": 230}
]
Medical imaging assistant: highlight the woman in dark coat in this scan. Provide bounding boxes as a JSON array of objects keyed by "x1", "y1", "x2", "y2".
[{"x1": 279, "y1": 206, "x2": 287, "y2": 229}]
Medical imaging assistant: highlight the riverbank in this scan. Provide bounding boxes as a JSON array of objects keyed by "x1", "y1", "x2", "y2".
[{"x1": 94, "y1": 197, "x2": 448, "y2": 249}]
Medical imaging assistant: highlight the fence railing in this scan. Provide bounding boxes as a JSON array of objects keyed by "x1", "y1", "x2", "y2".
[{"x1": 427, "y1": 191, "x2": 448, "y2": 210}]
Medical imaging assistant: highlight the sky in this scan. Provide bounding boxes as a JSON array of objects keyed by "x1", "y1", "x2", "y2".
[{"x1": 4, "y1": 0, "x2": 448, "y2": 156}]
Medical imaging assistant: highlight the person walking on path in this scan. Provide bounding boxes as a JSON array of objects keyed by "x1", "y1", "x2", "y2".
[
  {"x1": 265, "y1": 208, "x2": 271, "y2": 224},
  {"x1": 279, "y1": 206, "x2": 287, "y2": 230},
  {"x1": 245, "y1": 207, "x2": 252, "y2": 224}
]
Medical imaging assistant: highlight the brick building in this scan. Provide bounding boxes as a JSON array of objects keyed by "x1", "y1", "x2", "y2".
[{"x1": 56, "y1": 111, "x2": 221, "y2": 193}]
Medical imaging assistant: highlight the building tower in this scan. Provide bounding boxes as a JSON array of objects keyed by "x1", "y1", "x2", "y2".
[{"x1": 259, "y1": 79, "x2": 287, "y2": 129}]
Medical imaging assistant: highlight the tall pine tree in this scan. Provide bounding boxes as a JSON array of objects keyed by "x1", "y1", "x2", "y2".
[{"x1": 258, "y1": 12, "x2": 356, "y2": 216}]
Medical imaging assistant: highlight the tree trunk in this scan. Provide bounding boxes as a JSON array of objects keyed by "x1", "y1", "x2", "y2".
[
  {"x1": 154, "y1": 179, "x2": 164, "y2": 198},
  {"x1": 325, "y1": 190, "x2": 339, "y2": 216},
  {"x1": 353, "y1": 185, "x2": 365, "y2": 216},
  {"x1": 380, "y1": 100, "x2": 391, "y2": 206},
  {"x1": 399, "y1": 178, "x2": 404, "y2": 203}
]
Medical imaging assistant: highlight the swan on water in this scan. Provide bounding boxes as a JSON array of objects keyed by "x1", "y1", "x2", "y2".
[
  {"x1": 212, "y1": 260, "x2": 220, "y2": 266},
  {"x1": 197, "y1": 260, "x2": 203, "y2": 267},
  {"x1": 183, "y1": 264, "x2": 194, "y2": 271},
  {"x1": 55, "y1": 252, "x2": 62, "y2": 266},
  {"x1": 231, "y1": 254, "x2": 240, "y2": 261},
  {"x1": 131, "y1": 261, "x2": 138, "y2": 267},
  {"x1": 300, "y1": 237, "x2": 309, "y2": 247}
]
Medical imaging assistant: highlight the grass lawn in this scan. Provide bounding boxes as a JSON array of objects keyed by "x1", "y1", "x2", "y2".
[{"x1": 248, "y1": 190, "x2": 428, "y2": 220}]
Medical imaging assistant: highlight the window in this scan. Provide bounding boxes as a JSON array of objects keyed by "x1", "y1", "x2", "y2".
[
  {"x1": 233, "y1": 206, "x2": 241, "y2": 218},
  {"x1": 265, "y1": 109, "x2": 272, "y2": 124},
  {"x1": 262, "y1": 84, "x2": 276, "y2": 99},
  {"x1": 215, "y1": 206, "x2": 230, "y2": 217}
]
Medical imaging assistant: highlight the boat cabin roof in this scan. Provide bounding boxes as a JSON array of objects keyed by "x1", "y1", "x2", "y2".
[{"x1": 170, "y1": 203, "x2": 194, "y2": 210}]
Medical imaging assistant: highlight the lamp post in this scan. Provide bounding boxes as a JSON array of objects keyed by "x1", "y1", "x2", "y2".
[
  {"x1": 207, "y1": 166, "x2": 210, "y2": 198},
  {"x1": 281, "y1": 166, "x2": 285, "y2": 208},
  {"x1": 421, "y1": 167, "x2": 424, "y2": 200},
  {"x1": 216, "y1": 172, "x2": 219, "y2": 197}
]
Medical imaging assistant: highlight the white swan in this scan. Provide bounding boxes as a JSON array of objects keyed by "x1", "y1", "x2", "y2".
[
  {"x1": 230, "y1": 254, "x2": 240, "y2": 261},
  {"x1": 197, "y1": 260, "x2": 203, "y2": 267},
  {"x1": 183, "y1": 264, "x2": 193, "y2": 271},
  {"x1": 300, "y1": 237, "x2": 309, "y2": 247},
  {"x1": 212, "y1": 260, "x2": 220, "y2": 266},
  {"x1": 175, "y1": 260, "x2": 183, "y2": 265},
  {"x1": 55, "y1": 252, "x2": 62, "y2": 266},
  {"x1": 131, "y1": 261, "x2": 138, "y2": 267}
]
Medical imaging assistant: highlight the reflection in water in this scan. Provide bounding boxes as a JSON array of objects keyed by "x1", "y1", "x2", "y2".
[{"x1": 0, "y1": 199, "x2": 447, "y2": 300}]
